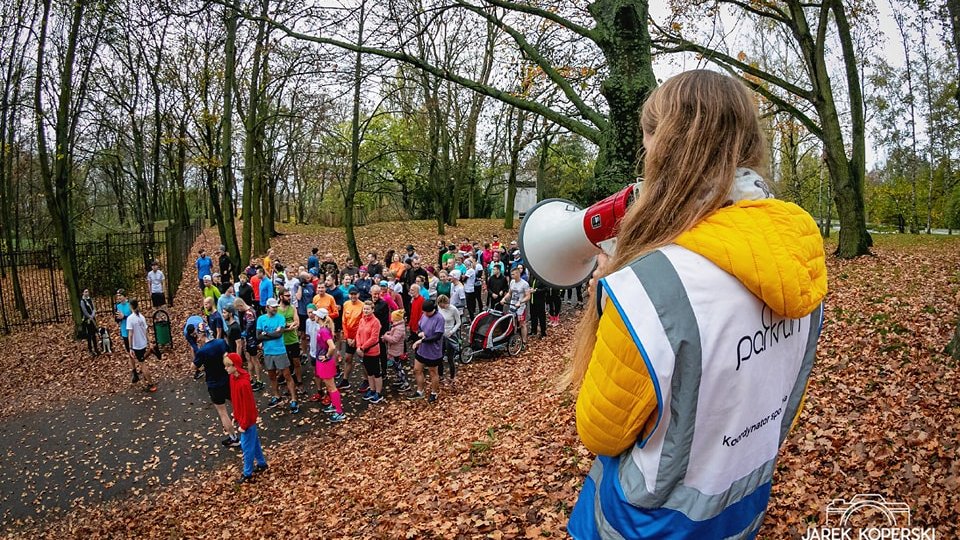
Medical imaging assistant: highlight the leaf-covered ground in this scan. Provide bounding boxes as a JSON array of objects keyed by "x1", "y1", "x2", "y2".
[{"x1": 1, "y1": 222, "x2": 958, "y2": 539}]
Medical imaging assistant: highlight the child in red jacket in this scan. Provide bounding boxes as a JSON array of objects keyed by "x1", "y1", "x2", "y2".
[{"x1": 224, "y1": 352, "x2": 267, "y2": 483}]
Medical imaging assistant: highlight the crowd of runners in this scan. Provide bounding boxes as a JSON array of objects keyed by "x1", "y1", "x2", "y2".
[{"x1": 92, "y1": 234, "x2": 583, "y2": 483}]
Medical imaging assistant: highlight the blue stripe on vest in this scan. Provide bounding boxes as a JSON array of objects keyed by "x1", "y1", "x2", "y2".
[
  {"x1": 589, "y1": 455, "x2": 769, "y2": 539},
  {"x1": 569, "y1": 474, "x2": 602, "y2": 539},
  {"x1": 598, "y1": 278, "x2": 663, "y2": 448}
]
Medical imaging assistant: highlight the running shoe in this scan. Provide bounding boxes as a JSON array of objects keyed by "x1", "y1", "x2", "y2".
[
  {"x1": 407, "y1": 391, "x2": 425, "y2": 400},
  {"x1": 254, "y1": 463, "x2": 268, "y2": 474},
  {"x1": 193, "y1": 370, "x2": 204, "y2": 381},
  {"x1": 330, "y1": 413, "x2": 346, "y2": 423},
  {"x1": 358, "y1": 381, "x2": 370, "y2": 393},
  {"x1": 369, "y1": 393, "x2": 384, "y2": 404},
  {"x1": 131, "y1": 370, "x2": 140, "y2": 384},
  {"x1": 251, "y1": 380, "x2": 265, "y2": 392},
  {"x1": 362, "y1": 389, "x2": 376, "y2": 401},
  {"x1": 221, "y1": 435, "x2": 240, "y2": 447},
  {"x1": 321, "y1": 395, "x2": 331, "y2": 406},
  {"x1": 236, "y1": 474, "x2": 253, "y2": 484},
  {"x1": 399, "y1": 382, "x2": 411, "y2": 392},
  {"x1": 289, "y1": 401, "x2": 300, "y2": 414},
  {"x1": 428, "y1": 393, "x2": 438, "y2": 403},
  {"x1": 266, "y1": 396, "x2": 282, "y2": 409},
  {"x1": 308, "y1": 392, "x2": 323, "y2": 402},
  {"x1": 335, "y1": 377, "x2": 351, "y2": 390},
  {"x1": 322, "y1": 404, "x2": 336, "y2": 414}
]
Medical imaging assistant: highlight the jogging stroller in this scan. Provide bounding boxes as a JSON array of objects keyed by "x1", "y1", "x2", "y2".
[{"x1": 461, "y1": 307, "x2": 523, "y2": 363}]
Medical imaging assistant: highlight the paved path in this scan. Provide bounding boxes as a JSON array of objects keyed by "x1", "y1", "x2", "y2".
[{"x1": 0, "y1": 372, "x2": 371, "y2": 525}]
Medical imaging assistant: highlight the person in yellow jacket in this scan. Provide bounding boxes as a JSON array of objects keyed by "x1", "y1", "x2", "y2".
[{"x1": 566, "y1": 70, "x2": 828, "y2": 539}]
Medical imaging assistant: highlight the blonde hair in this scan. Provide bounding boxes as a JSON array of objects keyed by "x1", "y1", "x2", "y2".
[
  {"x1": 318, "y1": 314, "x2": 335, "y2": 332},
  {"x1": 565, "y1": 70, "x2": 767, "y2": 390},
  {"x1": 436, "y1": 294, "x2": 450, "y2": 305}
]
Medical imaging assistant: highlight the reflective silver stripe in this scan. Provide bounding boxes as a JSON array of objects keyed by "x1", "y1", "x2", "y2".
[
  {"x1": 779, "y1": 302, "x2": 822, "y2": 444},
  {"x1": 613, "y1": 249, "x2": 803, "y2": 531},
  {"x1": 723, "y1": 509, "x2": 766, "y2": 540},
  {"x1": 617, "y1": 250, "x2": 703, "y2": 508},
  {"x1": 588, "y1": 459, "x2": 628, "y2": 540}
]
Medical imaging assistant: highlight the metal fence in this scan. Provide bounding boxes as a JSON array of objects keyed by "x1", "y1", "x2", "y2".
[{"x1": 0, "y1": 218, "x2": 202, "y2": 333}]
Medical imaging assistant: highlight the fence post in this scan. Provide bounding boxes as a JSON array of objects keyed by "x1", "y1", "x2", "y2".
[{"x1": 48, "y1": 243, "x2": 60, "y2": 321}]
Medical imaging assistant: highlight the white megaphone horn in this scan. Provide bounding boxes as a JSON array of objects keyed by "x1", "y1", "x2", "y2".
[{"x1": 518, "y1": 183, "x2": 641, "y2": 289}]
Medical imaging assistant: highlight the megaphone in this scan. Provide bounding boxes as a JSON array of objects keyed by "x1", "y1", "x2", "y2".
[{"x1": 518, "y1": 183, "x2": 641, "y2": 289}]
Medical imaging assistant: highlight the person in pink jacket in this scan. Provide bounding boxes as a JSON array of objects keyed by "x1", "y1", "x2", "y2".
[
  {"x1": 356, "y1": 301, "x2": 384, "y2": 403},
  {"x1": 382, "y1": 309, "x2": 410, "y2": 391}
]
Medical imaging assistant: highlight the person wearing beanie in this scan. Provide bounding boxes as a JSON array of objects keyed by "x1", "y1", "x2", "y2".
[
  {"x1": 409, "y1": 299, "x2": 445, "y2": 403},
  {"x1": 224, "y1": 352, "x2": 267, "y2": 483},
  {"x1": 382, "y1": 308, "x2": 410, "y2": 391}
]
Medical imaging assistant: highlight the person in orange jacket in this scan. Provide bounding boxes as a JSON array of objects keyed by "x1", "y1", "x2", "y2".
[{"x1": 339, "y1": 287, "x2": 364, "y2": 390}]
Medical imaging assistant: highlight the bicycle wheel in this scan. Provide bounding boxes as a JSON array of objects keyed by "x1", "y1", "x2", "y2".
[{"x1": 507, "y1": 334, "x2": 523, "y2": 356}]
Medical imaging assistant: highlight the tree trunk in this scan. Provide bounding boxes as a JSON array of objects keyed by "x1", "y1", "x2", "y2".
[
  {"x1": 34, "y1": 0, "x2": 87, "y2": 333},
  {"x1": 220, "y1": 6, "x2": 242, "y2": 274},
  {"x1": 588, "y1": 0, "x2": 656, "y2": 199},
  {"x1": 344, "y1": 0, "x2": 365, "y2": 266}
]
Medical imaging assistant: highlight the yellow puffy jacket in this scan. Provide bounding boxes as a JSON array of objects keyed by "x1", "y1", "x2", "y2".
[{"x1": 576, "y1": 199, "x2": 827, "y2": 456}]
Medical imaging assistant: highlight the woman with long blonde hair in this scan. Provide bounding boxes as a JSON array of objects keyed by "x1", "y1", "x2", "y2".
[{"x1": 566, "y1": 70, "x2": 827, "y2": 539}]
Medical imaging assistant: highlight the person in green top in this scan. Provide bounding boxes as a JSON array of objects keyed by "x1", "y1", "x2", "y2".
[
  {"x1": 277, "y1": 286, "x2": 303, "y2": 390},
  {"x1": 440, "y1": 244, "x2": 457, "y2": 267},
  {"x1": 202, "y1": 274, "x2": 221, "y2": 301},
  {"x1": 436, "y1": 269, "x2": 452, "y2": 299}
]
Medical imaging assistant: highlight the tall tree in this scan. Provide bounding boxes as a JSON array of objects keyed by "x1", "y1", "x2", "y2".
[
  {"x1": 220, "y1": 5, "x2": 242, "y2": 272},
  {"x1": 654, "y1": 0, "x2": 872, "y2": 258},
  {"x1": 35, "y1": 0, "x2": 105, "y2": 331}
]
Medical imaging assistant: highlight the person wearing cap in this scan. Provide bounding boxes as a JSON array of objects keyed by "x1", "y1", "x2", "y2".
[
  {"x1": 196, "y1": 249, "x2": 213, "y2": 291},
  {"x1": 202, "y1": 275, "x2": 221, "y2": 301},
  {"x1": 409, "y1": 299, "x2": 445, "y2": 402},
  {"x1": 354, "y1": 266, "x2": 373, "y2": 301},
  {"x1": 449, "y1": 270, "x2": 466, "y2": 312},
  {"x1": 277, "y1": 286, "x2": 303, "y2": 394},
  {"x1": 192, "y1": 329, "x2": 238, "y2": 446},
  {"x1": 405, "y1": 244, "x2": 418, "y2": 260},
  {"x1": 147, "y1": 261, "x2": 166, "y2": 308},
  {"x1": 256, "y1": 297, "x2": 299, "y2": 413},
  {"x1": 304, "y1": 304, "x2": 322, "y2": 401},
  {"x1": 340, "y1": 286, "x2": 364, "y2": 391}
]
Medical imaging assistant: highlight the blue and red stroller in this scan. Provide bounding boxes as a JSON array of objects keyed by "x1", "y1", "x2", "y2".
[{"x1": 461, "y1": 307, "x2": 523, "y2": 363}]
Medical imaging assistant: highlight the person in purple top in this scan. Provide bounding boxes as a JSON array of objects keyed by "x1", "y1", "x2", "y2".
[{"x1": 408, "y1": 299, "x2": 445, "y2": 403}]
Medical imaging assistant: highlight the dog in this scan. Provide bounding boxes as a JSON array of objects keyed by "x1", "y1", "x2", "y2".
[{"x1": 99, "y1": 327, "x2": 113, "y2": 353}]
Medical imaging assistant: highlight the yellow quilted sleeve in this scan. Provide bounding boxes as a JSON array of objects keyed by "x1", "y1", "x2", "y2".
[{"x1": 576, "y1": 304, "x2": 658, "y2": 457}]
